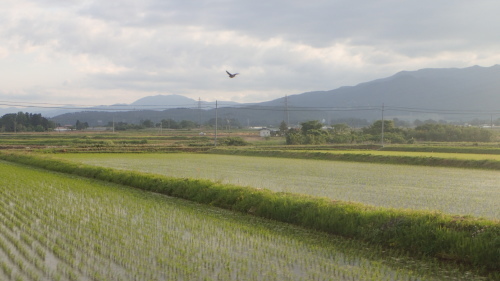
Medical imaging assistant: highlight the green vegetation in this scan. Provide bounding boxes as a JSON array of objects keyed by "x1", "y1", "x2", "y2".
[
  {"x1": 4, "y1": 161, "x2": 473, "y2": 280},
  {"x1": 286, "y1": 120, "x2": 330, "y2": 145},
  {"x1": 107, "y1": 118, "x2": 201, "y2": 131},
  {"x1": 315, "y1": 150, "x2": 500, "y2": 161},
  {"x1": 0, "y1": 152, "x2": 498, "y2": 276},
  {"x1": 0, "y1": 130, "x2": 499, "y2": 279},
  {"x1": 0, "y1": 131, "x2": 213, "y2": 151},
  {"x1": 412, "y1": 123, "x2": 494, "y2": 142},
  {"x1": 74, "y1": 119, "x2": 89, "y2": 130},
  {"x1": 0, "y1": 112, "x2": 55, "y2": 132},
  {"x1": 54, "y1": 153, "x2": 500, "y2": 220},
  {"x1": 211, "y1": 148, "x2": 500, "y2": 170},
  {"x1": 380, "y1": 144, "x2": 500, "y2": 154},
  {"x1": 284, "y1": 120, "x2": 496, "y2": 145},
  {"x1": 217, "y1": 136, "x2": 249, "y2": 146}
]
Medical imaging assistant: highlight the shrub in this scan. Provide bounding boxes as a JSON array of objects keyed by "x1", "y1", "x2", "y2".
[
  {"x1": 285, "y1": 129, "x2": 304, "y2": 145},
  {"x1": 219, "y1": 137, "x2": 248, "y2": 146}
]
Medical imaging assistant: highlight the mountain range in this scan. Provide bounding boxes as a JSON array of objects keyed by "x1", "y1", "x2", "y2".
[{"x1": 9, "y1": 65, "x2": 500, "y2": 127}]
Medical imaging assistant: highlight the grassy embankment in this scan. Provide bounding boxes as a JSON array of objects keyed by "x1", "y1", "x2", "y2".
[{"x1": 0, "y1": 151, "x2": 498, "y2": 275}]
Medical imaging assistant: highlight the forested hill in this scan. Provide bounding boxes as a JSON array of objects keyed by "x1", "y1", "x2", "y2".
[
  {"x1": 50, "y1": 65, "x2": 500, "y2": 127},
  {"x1": 260, "y1": 65, "x2": 500, "y2": 111}
]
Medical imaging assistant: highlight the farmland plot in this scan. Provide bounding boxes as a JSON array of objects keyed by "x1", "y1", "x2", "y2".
[
  {"x1": 0, "y1": 161, "x2": 485, "y2": 281},
  {"x1": 312, "y1": 150, "x2": 500, "y2": 161},
  {"x1": 57, "y1": 153, "x2": 500, "y2": 220}
]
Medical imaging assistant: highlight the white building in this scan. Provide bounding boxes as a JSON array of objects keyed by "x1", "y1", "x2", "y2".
[{"x1": 259, "y1": 128, "x2": 271, "y2": 137}]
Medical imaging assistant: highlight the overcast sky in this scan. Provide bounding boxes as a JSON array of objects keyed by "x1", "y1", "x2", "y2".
[{"x1": 1, "y1": 0, "x2": 500, "y2": 106}]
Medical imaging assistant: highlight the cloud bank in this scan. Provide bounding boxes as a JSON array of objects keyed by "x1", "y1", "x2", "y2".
[{"x1": 1, "y1": 0, "x2": 499, "y2": 105}]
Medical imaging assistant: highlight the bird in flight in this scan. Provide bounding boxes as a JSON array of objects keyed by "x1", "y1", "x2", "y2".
[{"x1": 226, "y1": 70, "x2": 239, "y2": 78}]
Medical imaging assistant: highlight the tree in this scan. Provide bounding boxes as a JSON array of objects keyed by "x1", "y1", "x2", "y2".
[
  {"x1": 361, "y1": 120, "x2": 410, "y2": 144},
  {"x1": 0, "y1": 113, "x2": 17, "y2": 132},
  {"x1": 161, "y1": 119, "x2": 178, "y2": 129},
  {"x1": 141, "y1": 119, "x2": 154, "y2": 128},
  {"x1": 392, "y1": 118, "x2": 411, "y2": 128},
  {"x1": 75, "y1": 120, "x2": 89, "y2": 130},
  {"x1": 331, "y1": 123, "x2": 350, "y2": 134},
  {"x1": 327, "y1": 123, "x2": 353, "y2": 143},
  {"x1": 279, "y1": 121, "x2": 288, "y2": 136},
  {"x1": 219, "y1": 136, "x2": 248, "y2": 146},
  {"x1": 285, "y1": 128, "x2": 304, "y2": 145},
  {"x1": 363, "y1": 120, "x2": 396, "y2": 135},
  {"x1": 180, "y1": 120, "x2": 197, "y2": 129},
  {"x1": 304, "y1": 129, "x2": 328, "y2": 144},
  {"x1": 412, "y1": 124, "x2": 493, "y2": 142},
  {"x1": 0, "y1": 112, "x2": 54, "y2": 132},
  {"x1": 300, "y1": 120, "x2": 323, "y2": 135},
  {"x1": 285, "y1": 120, "x2": 329, "y2": 145}
]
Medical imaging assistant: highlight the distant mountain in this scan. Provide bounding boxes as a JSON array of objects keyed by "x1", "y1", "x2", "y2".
[
  {"x1": 49, "y1": 65, "x2": 500, "y2": 127},
  {"x1": 130, "y1": 94, "x2": 241, "y2": 109},
  {"x1": 260, "y1": 65, "x2": 500, "y2": 113},
  {"x1": 0, "y1": 106, "x2": 79, "y2": 118},
  {"x1": 0, "y1": 94, "x2": 241, "y2": 118},
  {"x1": 131, "y1": 94, "x2": 197, "y2": 108}
]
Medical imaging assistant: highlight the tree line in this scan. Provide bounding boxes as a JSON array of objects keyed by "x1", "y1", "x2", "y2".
[
  {"x1": 284, "y1": 120, "x2": 495, "y2": 145},
  {"x1": 0, "y1": 112, "x2": 55, "y2": 132},
  {"x1": 1, "y1": 112, "x2": 494, "y2": 144},
  {"x1": 102, "y1": 118, "x2": 242, "y2": 131}
]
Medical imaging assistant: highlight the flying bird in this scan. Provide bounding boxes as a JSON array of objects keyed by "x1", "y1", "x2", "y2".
[{"x1": 226, "y1": 70, "x2": 239, "y2": 78}]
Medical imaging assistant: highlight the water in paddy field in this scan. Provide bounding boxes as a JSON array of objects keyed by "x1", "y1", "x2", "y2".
[
  {"x1": 0, "y1": 160, "x2": 493, "y2": 281},
  {"x1": 62, "y1": 153, "x2": 500, "y2": 219}
]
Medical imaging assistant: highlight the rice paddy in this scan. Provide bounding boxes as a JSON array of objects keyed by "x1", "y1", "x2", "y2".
[
  {"x1": 311, "y1": 150, "x2": 500, "y2": 161},
  {"x1": 0, "y1": 160, "x2": 487, "y2": 281},
  {"x1": 56, "y1": 153, "x2": 500, "y2": 220}
]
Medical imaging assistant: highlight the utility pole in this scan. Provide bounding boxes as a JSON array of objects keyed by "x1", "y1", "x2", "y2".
[
  {"x1": 283, "y1": 94, "x2": 290, "y2": 126},
  {"x1": 381, "y1": 103, "x2": 385, "y2": 147},
  {"x1": 214, "y1": 100, "x2": 218, "y2": 146},
  {"x1": 198, "y1": 97, "x2": 202, "y2": 130}
]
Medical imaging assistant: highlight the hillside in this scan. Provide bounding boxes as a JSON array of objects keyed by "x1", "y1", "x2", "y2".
[
  {"x1": 49, "y1": 65, "x2": 500, "y2": 127},
  {"x1": 260, "y1": 65, "x2": 500, "y2": 114}
]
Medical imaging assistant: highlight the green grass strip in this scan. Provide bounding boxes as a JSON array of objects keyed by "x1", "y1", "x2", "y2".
[
  {"x1": 380, "y1": 145, "x2": 500, "y2": 155},
  {"x1": 209, "y1": 148, "x2": 500, "y2": 170},
  {"x1": 0, "y1": 151, "x2": 498, "y2": 274}
]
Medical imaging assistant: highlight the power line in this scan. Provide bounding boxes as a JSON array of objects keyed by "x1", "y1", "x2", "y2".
[{"x1": 1, "y1": 100, "x2": 499, "y2": 116}]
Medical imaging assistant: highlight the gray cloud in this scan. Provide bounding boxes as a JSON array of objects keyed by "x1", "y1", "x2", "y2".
[{"x1": 1, "y1": 0, "x2": 499, "y2": 105}]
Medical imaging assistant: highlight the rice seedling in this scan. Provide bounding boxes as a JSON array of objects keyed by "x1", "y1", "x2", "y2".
[
  {"x1": 0, "y1": 160, "x2": 493, "y2": 280},
  {"x1": 309, "y1": 149, "x2": 500, "y2": 161},
  {"x1": 56, "y1": 153, "x2": 500, "y2": 220},
  {"x1": 209, "y1": 147, "x2": 500, "y2": 170}
]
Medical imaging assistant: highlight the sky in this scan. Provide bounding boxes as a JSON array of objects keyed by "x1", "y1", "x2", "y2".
[{"x1": 1, "y1": 0, "x2": 500, "y2": 107}]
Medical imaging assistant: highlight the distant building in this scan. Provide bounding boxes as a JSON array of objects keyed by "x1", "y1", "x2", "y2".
[
  {"x1": 259, "y1": 128, "x2": 271, "y2": 137},
  {"x1": 86, "y1": 127, "x2": 108, "y2": 131},
  {"x1": 54, "y1": 125, "x2": 72, "y2": 132}
]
